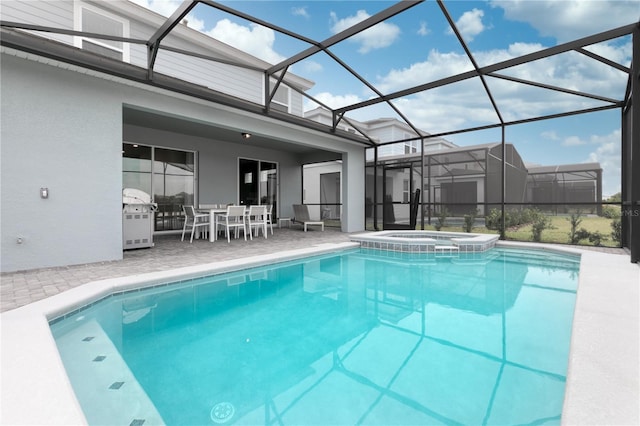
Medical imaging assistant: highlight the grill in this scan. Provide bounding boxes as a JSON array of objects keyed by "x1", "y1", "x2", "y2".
[{"x1": 122, "y1": 188, "x2": 157, "y2": 250}]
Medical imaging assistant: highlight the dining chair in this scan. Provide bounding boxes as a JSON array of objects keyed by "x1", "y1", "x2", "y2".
[
  {"x1": 181, "y1": 205, "x2": 210, "y2": 243},
  {"x1": 218, "y1": 205, "x2": 248, "y2": 242},
  {"x1": 247, "y1": 205, "x2": 268, "y2": 239}
]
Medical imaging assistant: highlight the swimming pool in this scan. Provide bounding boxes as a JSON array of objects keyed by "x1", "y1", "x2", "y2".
[{"x1": 50, "y1": 247, "x2": 579, "y2": 425}]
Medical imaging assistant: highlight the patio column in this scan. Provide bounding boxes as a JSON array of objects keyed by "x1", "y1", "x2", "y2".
[
  {"x1": 630, "y1": 24, "x2": 640, "y2": 263},
  {"x1": 341, "y1": 148, "x2": 365, "y2": 232}
]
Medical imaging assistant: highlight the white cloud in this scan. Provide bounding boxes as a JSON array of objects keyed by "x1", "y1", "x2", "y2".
[
  {"x1": 562, "y1": 136, "x2": 587, "y2": 146},
  {"x1": 369, "y1": 37, "x2": 629, "y2": 133},
  {"x1": 490, "y1": 0, "x2": 639, "y2": 43},
  {"x1": 291, "y1": 7, "x2": 310, "y2": 19},
  {"x1": 418, "y1": 21, "x2": 430, "y2": 36},
  {"x1": 330, "y1": 10, "x2": 401, "y2": 54},
  {"x1": 377, "y1": 49, "x2": 475, "y2": 93},
  {"x1": 130, "y1": 0, "x2": 283, "y2": 64},
  {"x1": 129, "y1": 0, "x2": 205, "y2": 29},
  {"x1": 204, "y1": 19, "x2": 285, "y2": 64},
  {"x1": 541, "y1": 130, "x2": 560, "y2": 141},
  {"x1": 299, "y1": 60, "x2": 323, "y2": 73},
  {"x1": 129, "y1": 0, "x2": 182, "y2": 17},
  {"x1": 585, "y1": 129, "x2": 621, "y2": 195},
  {"x1": 447, "y1": 8, "x2": 486, "y2": 42},
  {"x1": 311, "y1": 92, "x2": 363, "y2": 110}
]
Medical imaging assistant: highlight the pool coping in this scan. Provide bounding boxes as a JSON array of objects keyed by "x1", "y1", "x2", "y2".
[{"x1": 1, "y1": 240, "x2": 638, "y2": 425}]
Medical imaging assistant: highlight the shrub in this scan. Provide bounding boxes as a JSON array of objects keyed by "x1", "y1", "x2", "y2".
[
  {"x1": 567, "y1": 211, "x2": 583, "y2": 244},
  {"x1": 531, "y1": 214, "x2": 552, "y2": 242},
  {"x1": 463, "y1": 211, "x2": 476, "y2": 233},
  {"x1": 588, "y1": 231, "x2": 604, "y2": 247},
  {"x1": 485, "y1": 209, "x2": 502, "y2": 231},
  {"x1": 573, "y1": 228, "x2": 591, "y2": 244},
  {"x1": 611, "y1": 218, "x2": 622, "y2": 245},
  {"x1": 435, "y1": 208, "x2": 448, "y2": 231},
  {"x1": 601, "y1": 205, "x2": 620, "y2": 219}
]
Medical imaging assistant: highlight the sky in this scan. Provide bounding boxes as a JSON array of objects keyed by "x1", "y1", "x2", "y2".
[{"x1": 131, "y1": 0, "x2": 638, "y2": 197}]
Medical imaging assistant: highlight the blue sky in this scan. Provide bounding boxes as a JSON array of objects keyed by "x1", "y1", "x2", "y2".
[{"x1": 132, "y1": 0, "x2": 638, "y2": 196}]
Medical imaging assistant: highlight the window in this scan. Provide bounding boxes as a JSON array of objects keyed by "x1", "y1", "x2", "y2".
[
  {"x1": 269, "y1": 81, "x2": 290, "y2": 113},
  {"x1": 404, "y1": 135, "x2": 418, "y2": 154},
  {"x1": 74, "y1": 2, "x2": 129, "y2": 61},
  {"x1": 123, "y1": 143, "x2": 195, "y2": 232}
]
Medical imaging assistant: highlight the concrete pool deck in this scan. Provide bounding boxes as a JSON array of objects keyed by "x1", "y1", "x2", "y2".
[{"x1": 1, "y1": 229, "x2": 638, "y2": 425}]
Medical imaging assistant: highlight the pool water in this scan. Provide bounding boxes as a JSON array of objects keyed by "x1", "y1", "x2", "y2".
[{"x1": 50, "y1": 247, "x2": 579, "y2": 425}]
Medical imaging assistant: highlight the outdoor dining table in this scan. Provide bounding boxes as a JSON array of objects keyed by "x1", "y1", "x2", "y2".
[{"x1": 200, "y1": 208, "x2": 228, "y2": 242}]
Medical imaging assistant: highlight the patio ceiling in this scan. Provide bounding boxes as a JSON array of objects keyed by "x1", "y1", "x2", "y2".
[
  {"x1": 0, "y1": 0, "x2": 637, "y2": 148},
  {"x1": 123, "y1": 106, "x2": 326, "y2": 154}
]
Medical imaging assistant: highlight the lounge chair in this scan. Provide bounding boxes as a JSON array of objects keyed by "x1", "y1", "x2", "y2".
[{"x1": 292, "y1": 204, "x2": 325, "y2": 232}]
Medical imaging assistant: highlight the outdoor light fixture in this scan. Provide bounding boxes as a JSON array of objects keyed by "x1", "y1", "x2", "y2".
[
  {"x1": 241, "y1": 132, "x2": 251, "y2": 139},
  {"x1": 40, "y1": 187, "x2": 49, "y2": 199}
]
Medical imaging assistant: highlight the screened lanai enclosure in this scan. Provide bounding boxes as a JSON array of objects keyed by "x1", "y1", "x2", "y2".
[
  {"x1": 1, "y1": 0, "x2": 638, "y2": 262},
  {"x1": 366, "y1": 144, "x2": 603, "y2": 227}
]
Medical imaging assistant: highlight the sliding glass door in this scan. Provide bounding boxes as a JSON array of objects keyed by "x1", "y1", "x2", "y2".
[
  {"x1": 123, "y1": 143, "x2": 195, "y2": 232},
  {"x1": 239, "y1": 158, "x2": 277, "y2": 216}
]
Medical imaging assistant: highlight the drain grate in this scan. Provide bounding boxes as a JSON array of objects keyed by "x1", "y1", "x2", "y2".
[{"x1": 210, "y1": 402, "x2": 235, "y2": 424}]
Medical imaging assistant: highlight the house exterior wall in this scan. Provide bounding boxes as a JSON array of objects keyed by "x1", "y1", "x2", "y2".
[
  {"x1": 0, "y1": 0, "x2": 73, "y2": 45},
  {"x1": 1, "y1": 48, "x2": 364, "y2": 272},
  {"x1": 1, "y1": 53, "x2": 125, "y2": 272},
  {"x1": 0, "y1": 0, "x2": 310, "y2": 114}
]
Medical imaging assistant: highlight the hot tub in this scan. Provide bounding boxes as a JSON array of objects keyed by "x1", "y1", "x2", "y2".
[{"x1": 350, "y1": 230, "x2": 500, "y2": 253}]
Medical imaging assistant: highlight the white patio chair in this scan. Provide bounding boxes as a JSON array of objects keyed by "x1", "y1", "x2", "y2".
[
  {"x1": 181, "y1": 205, "x2": 210, "y2": 243},
  {"x1": 218, "y1": 205, "x2": 248, "y2": 242},
  {"x1": 247, "y1": 205, "x2": 268, "y2": 239}
]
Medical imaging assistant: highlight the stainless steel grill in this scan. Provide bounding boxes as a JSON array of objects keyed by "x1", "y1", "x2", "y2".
[{"x1": 122, "y1": 188, "x2": 157, "y2": 250}]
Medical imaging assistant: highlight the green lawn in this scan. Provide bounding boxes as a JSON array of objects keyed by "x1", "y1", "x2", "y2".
[
  {"x1": 417, "y1": 215, "x2": 620, "y2": 248},
  {"x1": 504, "y1": 215, "x2": 619, "y2": 247}
]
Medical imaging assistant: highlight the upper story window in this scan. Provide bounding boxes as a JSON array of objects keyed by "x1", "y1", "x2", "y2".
[
  {"x1": 269, "y1": 82, "x2": 290, "y2": 113},
  {"x1": 404, "y1": 136, "x2": 418, "y2": 154},
  {"x1": 74, "y1": 2, "x2": 130, "y2": 62}
]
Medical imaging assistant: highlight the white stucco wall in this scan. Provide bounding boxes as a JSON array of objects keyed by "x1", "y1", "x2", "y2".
[
  {"x1": 342, "y1": 149, "x2": 365, "y2": 232},
  {"x1": 1, "y1": 53, "x2": 124, "y2": 272}
]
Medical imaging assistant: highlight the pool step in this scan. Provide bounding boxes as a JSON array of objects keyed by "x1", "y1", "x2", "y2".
[
  {"x1": 435, "y1": 245, "x2": 459, "y2": 256},
  {"x1": 54, "y1": 319, "x2": 164, "y2": 426}
]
